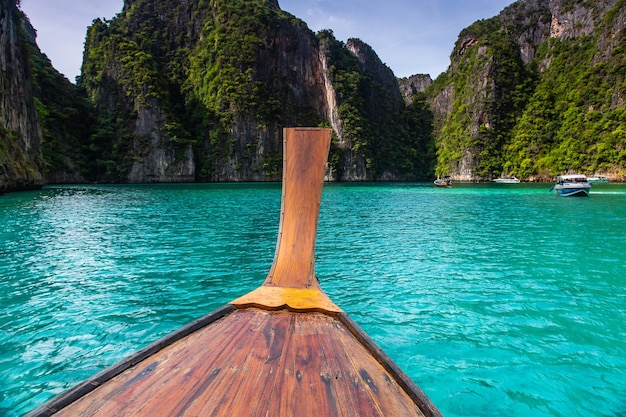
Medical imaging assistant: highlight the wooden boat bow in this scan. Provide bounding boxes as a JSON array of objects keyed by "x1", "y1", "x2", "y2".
[
  {"x1": 27, "y1": 128, "x2": 441, "y2": 417},
  {"x1": 232, "y1": 128, "x2": 340, "y2": 313}
]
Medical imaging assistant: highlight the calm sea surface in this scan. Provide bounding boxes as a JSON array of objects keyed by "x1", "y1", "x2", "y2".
[{"x1": 1, "y1": 182, "x2": 625, "y2": 416}]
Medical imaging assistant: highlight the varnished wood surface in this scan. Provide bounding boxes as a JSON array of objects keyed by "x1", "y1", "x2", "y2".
[
  {"x1": 43, "y1": 308, "x2": 433, "y2": 417},
  {"x1": 24, "y1": 306, "x2": 237, "y2": 417},
  {"x1": 264, "y1": 128, "x2": 331, "y2": 289},
  {"x1": 231, "y1": 286, "x2": 342, "y2": 313}
]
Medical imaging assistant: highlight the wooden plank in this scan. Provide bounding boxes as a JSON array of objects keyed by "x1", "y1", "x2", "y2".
[
  {"x1": 230, "y1": 286, "x2": 342, "y2": 313},
  {"x1": 43, "y1": 309, "x2": 432, "y2": 416},
  {"x1": 25, "y1": 305, "x2": 236, "y2": 417},
  {"x1": 264, "y1": 128, "x2": 331, "y2": 289},
  {"x1": 337, "y1": 313, "x2": 442, "y2": 415}
]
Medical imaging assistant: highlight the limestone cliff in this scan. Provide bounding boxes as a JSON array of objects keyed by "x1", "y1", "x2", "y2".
[
  {"x1": 80, "y1": 0, "x2": 324, "y2": 182},
  {"x1": 4, "y1": 0, "x2": 625, "y2": 188},
  {"x1": 80, "y1": 0, "x2": 432, "y2": 183},
  {"x1": 427, "y1": 0, "x2": 626, "y2": 181},
  {"x1": 0, "y1": 0, "x2": 435, "y2": 187},
  {"x1": 398, "y1": 74, "x2": 432, "y2": 105},
  {"x1": 29, "y1": 32, "x2": 93, "y2": 184},
  {"x1": 0, "y1": 1, "x2": 44, "y2": 192}
]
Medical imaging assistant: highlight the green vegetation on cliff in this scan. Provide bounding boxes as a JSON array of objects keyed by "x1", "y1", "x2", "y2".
[
  {"x1": 430, "y1": 0, "x2": 626, "y2": 180},
  {"x1": 320, "y1": 30, "x2": 435, "y2": 180},
  {"x1": 434, "y1": 17, "x2": 534, "y2": 178},
  {"x1": 28, "y1": 41, "x2": 94, "y2": 181},
  {"x1": 9, "y1": 0, "x2": 623, "y2": 187},
  {"x1": 505, "y1": 32, "x2": 626, "y2": 177},
  {"x1": 79, "y1": 0, "x2": 326, "y2": 181},
  {"x1": 190, "y1": 1, "x2": 292, "y2": 123},
  {"x1": 76, "y1": 0, "x2": 434, "y2": 182},
  {"x1": 1, "y1": 1, "x2": 45, "y2": 192}
]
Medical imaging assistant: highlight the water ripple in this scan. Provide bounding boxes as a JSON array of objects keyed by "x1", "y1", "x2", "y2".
[{"x1": 2, "y1": 183, "x2": 626, "y2": 417}]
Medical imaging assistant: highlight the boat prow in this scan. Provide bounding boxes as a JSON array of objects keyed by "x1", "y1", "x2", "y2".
[{"x1": 26, "y1": 128, "x2": 442, "y2": 417}]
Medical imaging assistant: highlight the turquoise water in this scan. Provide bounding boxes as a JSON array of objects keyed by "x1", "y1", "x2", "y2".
[{"x1": 1, "y1": 182, "x2": 625, "y2": 416}]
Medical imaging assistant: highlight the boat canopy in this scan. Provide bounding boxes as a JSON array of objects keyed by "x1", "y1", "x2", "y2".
[{"x1": 556, "y1": 174, "x2": 588, "y2": 181}]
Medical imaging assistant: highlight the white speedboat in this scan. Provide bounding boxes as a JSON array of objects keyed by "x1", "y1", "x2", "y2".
[
  {"x1": 549, "y1": 174, "x2": 591, "y2": 197},
  {"x1": 588, "y1": 175, "x2": 610, "y2": 183},
  {"x1": 493, "y1": 176, "x2": 520, "y2": 184}
]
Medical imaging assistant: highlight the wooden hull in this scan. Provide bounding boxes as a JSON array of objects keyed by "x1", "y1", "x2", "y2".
[
  {"x1": 28, "y1": 306, "x2": 438, "y2": 417},
  {"x1": 433, "y1": 180, "x2": 451, "y2": 188}
]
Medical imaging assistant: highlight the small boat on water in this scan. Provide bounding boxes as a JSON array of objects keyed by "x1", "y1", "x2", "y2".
[
  {"x1": 26, "y1": 128, "x2": 442, "y2": 417},
  {"x1": 434, "y1": 176, "x2": 451, "y2": 188},
  {"x1": 493, "y1": 176, "x2": 520, "y2": 184},
  {"x1": 549, "y1": 174, "x2": 592, "y2": 197},
  {"x1": 588, "y1": 175, "x2": 610, "y2": 183}
]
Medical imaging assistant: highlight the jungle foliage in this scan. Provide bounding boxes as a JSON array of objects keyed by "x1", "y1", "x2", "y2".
[
  {"x1": 504, "y1": 33, "x2": 626, "y2": 178},
  {"x1": 74, "y1": 0, "x2": 436, "y2": 181},
  {"x1": 430, "y1": 0, "x2": 626, "y2": 180},
  {"x1": 79, "y1": 0, "x2": 325, "y2": 181},
  {"x1": 28, "y1": 43, "x2": 94, "y2": 179}
]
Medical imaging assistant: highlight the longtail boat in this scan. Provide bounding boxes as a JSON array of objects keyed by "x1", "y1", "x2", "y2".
[{"x1": 26, "y1": 128, "x2": 442, "y2": 417}]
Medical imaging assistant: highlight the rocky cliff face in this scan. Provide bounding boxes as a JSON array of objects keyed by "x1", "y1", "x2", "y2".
[
  {"x1": 0, "y1": 0, "x2": 435, "y2": 188},
  {"x1": 345, "y1": 38, "x2": 406, "y2": 180},
  {"x1": 13, "y1": 0, "x2": 620, "y2": 186},
  {"x1": 127, "y1": 100, "x2": 196, "y2": 183},
  {"x1": 80, "y1": 0, "x2": 327, "y2": 182},
  {"x1": 79, "y1": 0, "x2": 427, "y2": 183},
  {"x1": 82, "y1": 1, "x2": 201, "y2": 183},
  {"x1": 428, "y1": 0, "x2": 626, "y2": 181},
  {"x1": 398, "y1": 74, "x2": 432, "y2": 104},
  {"x1": 208, "y1": 6, "x2": 329, "y2": 181},
  {"x1": 0, "y1": 1, "x2": 44, "y2": 192},
  {"x1": 498, "y1": 0, "x2": 624, "y2": 67}
]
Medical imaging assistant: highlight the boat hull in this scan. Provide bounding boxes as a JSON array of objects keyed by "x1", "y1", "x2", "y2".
[
  {"x1": 26, "y1": 307, "x2": 439, "y2": 417},
  {"x1": 493, "y1": 177, "x2": 520, "y2": 184},
  {"x1": 554, "y1": 186, "x2": 590, "y2": 197}
]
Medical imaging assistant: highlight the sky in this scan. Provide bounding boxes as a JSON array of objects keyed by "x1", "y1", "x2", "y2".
[{"x1": 19, "y1": 0, "x2": 514, "y2": 82}]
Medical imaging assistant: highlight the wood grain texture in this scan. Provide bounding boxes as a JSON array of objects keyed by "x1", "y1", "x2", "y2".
[
  {"x1": 47, "y1": 308, "x2": 432, "y2": 417},
  {"x1": 264, "y1": 128, "x2": 331, "y2": 290},
  {"x1": 230, "y1": 286, "x2": 342, "y2": 313}
]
